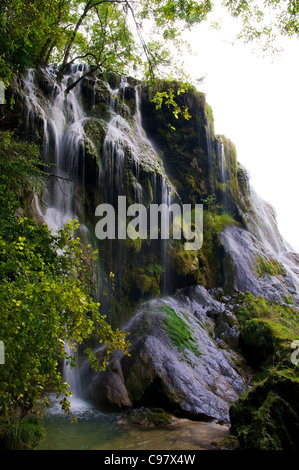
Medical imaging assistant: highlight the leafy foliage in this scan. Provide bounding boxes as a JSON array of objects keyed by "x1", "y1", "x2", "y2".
[
  {"x1": 151, "y1": 84, "x2": 192, "y2": 129},
  {"x1": 0, "y1": 0, "x2": 213, "y2": 85},
  {"x1": 224, "y1": 0, "x2": 299, "y2": 53},
  {"x1": 1, "y1": 0, "x2": 297, "y2": 87}
]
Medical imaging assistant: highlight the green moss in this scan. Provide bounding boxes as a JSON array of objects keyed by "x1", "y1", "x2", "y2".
[
  {"x1": 92, "y1": 102, "x2": 110, "y2": 120},
  {"x1": 255, "y1": 255, "x2": 286, "y2": 278},
  {"x1": 160, "y1": 304, "x2": 202, "y2": 358},
  {"x1": 134, "y1": 264, "x2": 164, "y2": 297},
  {"x1": 135, "y1": 273, "x2": 160, "y2": 296},
  {"x1": 230, "y1": 371, "x2": 299, "y2": 450},
  {"x1": 125, "y1": 235, "x2": 142, "y2": 253},
  {"x1": 234, "y1": 292, "x2": 299, "y2": 371},
  {"x1": 170, "y1": 242, "x2": 200, "y2": 283},
  {"x1": 144, "y1": 178, "x2": 153, "y2": 207},
  {"x1": 83, "y1": 119, "x2": 107, "y2": 159},
  {"x1": 101, "y1": 71, "x2": 121, "y2": 89},
  {"x1": 239, "y1": 318, "x2": 293, "y2": 368},
  {"x1": 230, "y1": 292, "x2": 299, "y2": 449},
  {"x1": 235, "y1": 292, "x2": 299, "y2": 338}
]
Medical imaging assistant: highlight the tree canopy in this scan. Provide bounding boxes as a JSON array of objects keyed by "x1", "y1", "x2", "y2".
[
  {"x1": 225, "y1": 0, "x2": 299, "y2": 52},
  {"x1": 0, "y1": 0, "x2": 213, "y2": 85},
  {"x1": 1, "y1": 1, "x2": 299, "y2": 87}
]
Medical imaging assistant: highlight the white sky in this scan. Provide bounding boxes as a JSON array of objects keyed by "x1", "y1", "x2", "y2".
[{"x1": 182, "y1": 8, "x2": 299, "y2": 252}]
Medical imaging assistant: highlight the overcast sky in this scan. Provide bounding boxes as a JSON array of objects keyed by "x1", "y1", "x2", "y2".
[{"x1": 182, "y1": 8, "x2": 299, "y2": 252}]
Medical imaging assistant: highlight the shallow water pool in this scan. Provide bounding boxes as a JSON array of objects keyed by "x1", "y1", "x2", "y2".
[{"x1": 37, "y1": 394, "x2": 230, "y2": 451}]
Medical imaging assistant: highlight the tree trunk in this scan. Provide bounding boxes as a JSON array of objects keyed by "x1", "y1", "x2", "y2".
[{"x1": 57, "y1": 2, "x2": 93, "y2": 82}]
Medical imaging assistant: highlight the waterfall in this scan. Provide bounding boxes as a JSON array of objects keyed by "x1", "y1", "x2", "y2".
[
  {"x1": 63, "y1": 342, "x2": 83, "y2": 398},
  {"x1": 217, "y1": 140, "x2": 229, "y2": 212},
  {"x1": 22, "y1": 65, "x2": 96, "y2": 398},
  {"x1": 245, "y1": 187, "x2": 299, "y2": 295},
  {"x1": 134, "y1": 85, "x2": 146, "y2": 139},
  {"x1": 20, "y1": 65, "x2": 176, "y2": 396},
  {"x1": 219, "y1": 142, "x2": 227, "y2": 184},
  {"x1": 161, "y1": 177, "x2": 173, "y2": 295},
  {"x1": 23, "y1": 65, "x2": 90, "y2": 232},
  {"x1": 101, "y1": 81, "x2": 129, "y2": 201},
  {"x1": 102, "y1": 82, "x2": 174, "y2": 238},
  {"x1": 206, "y1": 122, "x2": 214, "y2": 192}
]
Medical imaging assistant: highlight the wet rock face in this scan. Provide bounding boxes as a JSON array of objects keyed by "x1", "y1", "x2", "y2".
[
  {"x1": 219, "y1": 225, "x2": 299, "y2": 306},
  {"x1": 87, "y1": 286, "x2": 247, "y2": 424}
]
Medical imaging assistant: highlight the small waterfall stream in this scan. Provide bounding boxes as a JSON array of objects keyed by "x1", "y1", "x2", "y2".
[
  {"x1": 216, "y1": 140, "x2": 229, "y2": 212},
  {"x1": 206, "y1": 122, "x2": 214, "y2": 192},
  {"x1": 23, "y1": 65, "x2": 90, "y2": 231}
]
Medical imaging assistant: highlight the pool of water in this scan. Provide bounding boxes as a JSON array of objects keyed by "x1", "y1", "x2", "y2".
[{"x1": 37, "y1": 394, "x2": 230, "y2": 450}]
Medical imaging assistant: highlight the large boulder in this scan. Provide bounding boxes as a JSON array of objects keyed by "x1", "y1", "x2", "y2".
[{"x1": 85, "y1": 286, "x2": 247, "y2": 424}]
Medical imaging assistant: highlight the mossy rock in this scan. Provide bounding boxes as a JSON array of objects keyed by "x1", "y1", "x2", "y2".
[
  {"x1": 169, "y1": 242, "x2": 200, "y2": 286},
  {"x1": 230, "y1": 371, "x2": 299, "y2": 450},
  {"x1": 235, "y1": 293, "x2": 298, "y2": 368},
  {"x1": 100, "y1": 71, "x2": 121, "y2": 89},
  {"x1": 134, "y1": 272, "x2": 161, "y2": 297},
  {"x1": 239, "y1": 318, "x2": 277, "y2": 367},
  {"x1": 231, "y1": 292, "x2": 299, "y2": 449},
  {"x1": 92, "y1": 102, "x2": 110, "y2": 120},
  {"x1": 125, "y1": 235, "x2": 142, "y2": 253},
  {"x1": 119, "y1": 407, "x2": 172, "y2": 426},
  {"x1": 255, "y1": 255, "x2": 286, "y2": 278},
  {"x1": 83, "y1": 118, "x2": 107, "y2": 159},
  {"x1": 115, "y1": 98, "x2": 131, "y2": 119}
]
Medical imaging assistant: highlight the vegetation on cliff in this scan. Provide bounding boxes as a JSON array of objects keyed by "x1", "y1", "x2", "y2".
[{"x1": 230, "y1": 292, "x2": 299, "y2": 449}]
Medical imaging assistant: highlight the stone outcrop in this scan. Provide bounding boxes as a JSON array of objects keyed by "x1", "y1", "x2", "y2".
[{"x1": 85, "y1": 286, "x2": 248, "y2": 424}]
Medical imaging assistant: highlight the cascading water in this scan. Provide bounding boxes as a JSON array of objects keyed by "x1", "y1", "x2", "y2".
[
  {"x1": 99, "y1": 79, "x2": 174, "y2": 296},
  {"x1": 245, "y1": 187, "x2": 299, "y2": 296},
  {"x1": 161, "y1": 177, "x2": 173, "y2": 295},
  {"x1": 206, "y1": 122, "x2": 214, "y2": 192},
  {"x1": 217, "y1": 140, "x2": 229, "y2": 212},
  {"x1": 22, "y1": 65, "x2": 102, "y2": 399},
  {"x1": 22, "y1": 65, "x2": 90, "y2": 232},
  {"x1": 219, "y1": 142, "x2": 227, "y2": 184},
  {"x1": 21, "y1": 65, "x2": 175, "y2": 397},
  {"x1": 101, "y1": 79, "x2": 129, "y2": 202},
  {"x1": 15, "y1": 63, "x2": 299, "y2": 451}
]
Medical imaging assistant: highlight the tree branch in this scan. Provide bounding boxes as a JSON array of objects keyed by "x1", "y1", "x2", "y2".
[{"x1": 64, "y1": 64, "x2": 102, "y2": 94}]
